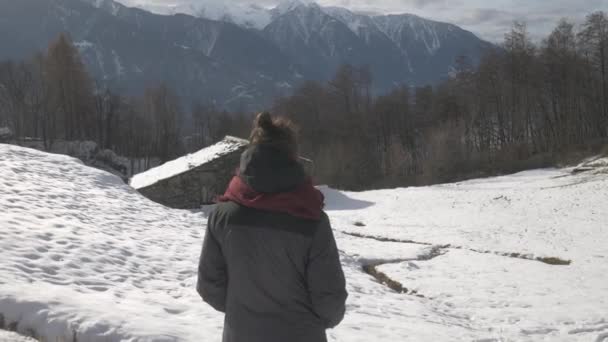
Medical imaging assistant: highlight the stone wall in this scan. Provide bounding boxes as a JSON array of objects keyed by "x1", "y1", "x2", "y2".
[
  {"x1": 137, "y1": 147, "x2": 245, "y2": 209},
  {"x1": 0, "y1": 127, "x2": 12, "y2": 143}
]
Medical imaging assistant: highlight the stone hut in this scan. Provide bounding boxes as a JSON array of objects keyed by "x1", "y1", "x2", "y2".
[
  {"x1": 0, "y1": 127, "x2": 13, "y2": 143},
  {"x1": 130, "y1": 136, "x2": 249, "y2": 209}
]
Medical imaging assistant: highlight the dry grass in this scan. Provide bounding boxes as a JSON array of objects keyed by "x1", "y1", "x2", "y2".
[
  {"x1": 536, "y1": 257, "x2": 572, "y2": 266},
  {"x1": 362, "y1": 264, "x2": 427, "y2": 298},
  {"x1": 362, "y1": 264, "x2": 406, "y2": 294}
]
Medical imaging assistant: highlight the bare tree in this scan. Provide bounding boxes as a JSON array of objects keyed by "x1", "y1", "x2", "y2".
[
  {"x1": 45, "y1": 33, "x2": 95, "y2": 141},
  {"x1": 579, "y1": 11, "x2": 608, "y2": 135}
]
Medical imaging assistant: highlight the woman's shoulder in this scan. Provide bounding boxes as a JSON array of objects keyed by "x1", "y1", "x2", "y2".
[{"x1": 211, "y1": 201, "x2": 242, "y2": 219}]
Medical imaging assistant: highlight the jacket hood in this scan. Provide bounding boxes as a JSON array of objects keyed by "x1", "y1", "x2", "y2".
[
  {"x1": 218, "y1": 144, "x2": 324, "y2": 220},
  {"x1": 219, "y1": 176, "x2": 324, "y2": 220}
]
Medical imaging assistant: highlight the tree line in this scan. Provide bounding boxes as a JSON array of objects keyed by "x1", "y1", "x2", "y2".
[
  {"x1": 0, "y1": 33, "x2": 252, "y2": 174},
  {"x1": 273, "y1": 12, "x2": 608, "y2": 189},
  {"x1": 1, "y1": 12, "x2": 607, "y2": 189}
]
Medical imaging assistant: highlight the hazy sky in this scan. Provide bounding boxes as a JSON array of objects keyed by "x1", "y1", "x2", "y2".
[{"x1": 122, "y1": 0, "x2": 608, "y2": 42}]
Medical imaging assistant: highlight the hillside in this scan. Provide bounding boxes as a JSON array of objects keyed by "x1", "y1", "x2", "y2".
[
  {"x1": 0, "y1": 0, "x2": 493, "y2": 109},
  {"x1": 1, "y1": 144, "x2": 607, "y2": 341}
]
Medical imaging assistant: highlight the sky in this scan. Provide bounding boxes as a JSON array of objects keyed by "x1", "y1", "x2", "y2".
[{"x1": 120, "y1": 0, "x2": 608, "y2": 42}]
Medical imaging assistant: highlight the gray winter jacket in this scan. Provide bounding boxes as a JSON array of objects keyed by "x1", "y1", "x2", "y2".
[{"x1": 197, "y1": 145, "x2": 348, "y2": 342}]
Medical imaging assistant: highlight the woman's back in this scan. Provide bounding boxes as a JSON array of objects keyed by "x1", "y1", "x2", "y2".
[{"x1": 197, "y1": 113, "x2": 347, "y2": 342}]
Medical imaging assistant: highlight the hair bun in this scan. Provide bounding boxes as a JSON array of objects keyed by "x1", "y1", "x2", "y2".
[
  {"x1": 249, "y1": 112, "x2": 298, "y2": 156},
  {"x1": 256, "y1": 112, "x2": 274, "y2": 131}
]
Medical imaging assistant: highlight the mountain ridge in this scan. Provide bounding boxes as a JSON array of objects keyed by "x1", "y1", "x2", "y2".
[{"x1": 0, "y1": 0, "x2": 494, "y2": 109}]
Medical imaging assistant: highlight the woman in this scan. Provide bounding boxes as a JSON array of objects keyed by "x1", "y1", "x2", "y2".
[{"x1": 197, "y1": 112, "x2": 348, "y2": 342}]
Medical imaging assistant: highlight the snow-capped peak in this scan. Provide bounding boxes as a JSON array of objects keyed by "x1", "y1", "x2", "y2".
[
  {"x1": 80, "y1": 0, "x2": 123, "y2": 15},
  {"x1": 323, "y1": 6, "x2": 376, "y2": 35},
  {"x1": 105, "y1": 0, "x2": 272, "y2": 29},
  {"x1": 272, "y1": 0, "x2": 316, "y2": 16},
  {"x1": 79, "y1": 0, "x2": 106, "y2": 7},
  {"x1": 89, "y1": 0, "x2": 449, "y2": 57},
  {"x1": 193, "y1": 3, "x2": 271, "y2": 29}
]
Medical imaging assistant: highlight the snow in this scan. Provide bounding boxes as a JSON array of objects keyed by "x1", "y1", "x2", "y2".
[
  {"x1": 0, "y1": 331, "x2": 36, "y2": 342},
  {"x1": 336, "y1": 230, "x2": 435, "y2": 265},
  {"x1": 0, "y1": 144, "x2": 223, "y2": 341},
  {"x1": 18, "y1": 140, "x2": 98, "y2": 160},
  {"x1": 86, "y1": 0, "x2": 121, "y2": 15},
  {"x1": 115, "y1": 0, "x2": 272, "y2": 29},
  {"x1": 1, "y1": 143, "x2": 608, "y2": 341},
  {"x1": 111, "y1": 50, "x2": 124, "y2": 76},
  {"x1": 129, "y1": 136, "x2": 248, "y2": 190},
  {"x1": 377, "y1": 249, "x2": 608, "y2": 340},
  {"x1": 373, "y1": 14, "x2": 444, "y2": 55},
  {"x1": 323, "y1": 7, "x2": 373, "y2": 37},
  {"x1": 264, "y1": 2, "x2": 327, "y2": 45},
  {"x1": 74, "y1": 40, "x2": 94, "y2": 50},
  {"x1": 272, "y1": 0, "x2": 315, "y2": 18},
  {"x1": 113, "y1": 0, "x2": 348, "y2": 31},
  {"x1": 573, "y1": 156, "x2": 608, "y2": 175},
  {"x1": 327, "y1": 168, "x2": 608, "y2": 260},
  {"x1": 108, "y1": 0, "x2": 452, "y2": 57},
  {"x1": 198, "y1": 3, "x2": 271, "y2": 29},
  {"x1": 275, "y1": 81, "x2": 292, "y2": 89},
  {"x1": 224, "y1": 88, "x2": 255, "y2": 105},
  {"x1": 16, "y1": 139, "x2": 133, "y2": 177},
  {"x1": 324, "y1": 169, "x2": 608, "y2": 341}
]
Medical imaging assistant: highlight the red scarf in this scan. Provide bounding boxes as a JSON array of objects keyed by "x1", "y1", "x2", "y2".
[{"x1": 218, "y1": 176, "x2": 325, "y2": 220}]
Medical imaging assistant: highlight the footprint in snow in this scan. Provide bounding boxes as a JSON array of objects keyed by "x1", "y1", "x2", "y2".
[{"x1": 163, "y1": 307, "x2": 187, "y2": 315}]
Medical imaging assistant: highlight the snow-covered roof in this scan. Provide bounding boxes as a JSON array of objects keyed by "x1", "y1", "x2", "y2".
[{"x1": 129, "y1": 136, "x2": 248, "y2": 190}]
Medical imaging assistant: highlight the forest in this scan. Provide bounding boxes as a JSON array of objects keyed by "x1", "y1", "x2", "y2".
[{"x1": 0, "y1": 11, "x2": 606, "y2": 190}]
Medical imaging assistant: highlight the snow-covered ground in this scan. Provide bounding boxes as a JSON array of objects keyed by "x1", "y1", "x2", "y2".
[
  {"x1": 0, "y1": 331, "x2": 36, "y2": 342},
  {"x1": 1, "y1": 143, "x2": 607, "y2": 341}
]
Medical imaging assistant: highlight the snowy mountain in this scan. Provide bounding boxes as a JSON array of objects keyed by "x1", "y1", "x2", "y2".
[
  {"x1": 0, "y1": 0, "x2": 493, "y2": 109},
  {"x1": 262, "y1": 1, "x2": 492, "y2": 90},
  {"x1": 271, "y1": 0, "x2": 316, "y2": 18},
  {"x1": 2, "y1": 143, "x2": 608, "y2": 340},
  {"x1": 126, "y1": 0, "x2": 493, "y2": 88},
  {"x1": 0, "y1": 0, "x2": 294, "y2": 109},
  {"x1": 115, "y1": 0, "x2": 312, "y2": 28},
  {"x1": 112, "y1": 0, "x2": 273, "y2": 29},
  {"x1": 263, "y1": 2, "x2": 375, "y2": 80}
]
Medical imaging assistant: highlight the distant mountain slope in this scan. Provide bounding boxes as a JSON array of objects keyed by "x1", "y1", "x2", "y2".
[
  {"x1": 0, "y1": 0, "x2": 494, "y2": 109},
  {"x1": 263, "y1": 3, "x2": 376, "y2": 80},
  {"x1": 0, "y1": 0, "x2": 295, "y2": 109}
]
